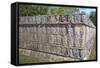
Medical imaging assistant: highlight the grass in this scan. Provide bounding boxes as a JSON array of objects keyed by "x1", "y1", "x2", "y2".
[
  {"x1": 89, "y1": 38, "x2": 96, "y2": 60},
  {"x1": 19, "y1": 53, "x2": 46, "y2": 64}
]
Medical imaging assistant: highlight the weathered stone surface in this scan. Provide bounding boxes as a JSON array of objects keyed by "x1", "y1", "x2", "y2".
[
  {"x1": 19, "y1": 14, "x2": 96, "y2": 28},
  {"x1": 19, "y1": 14, "x2": 96, "y2": 61}
]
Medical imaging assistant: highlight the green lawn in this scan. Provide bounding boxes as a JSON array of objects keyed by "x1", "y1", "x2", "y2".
[
  {"x1": 19, "y1": 53, "x2": 47, "y2": 64},
  {"x1": 89, "y1": 38, "x2": 96, "y2": 60}
]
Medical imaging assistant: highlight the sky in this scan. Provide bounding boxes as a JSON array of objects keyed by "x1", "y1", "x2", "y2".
[{"x1": 79, "y1": 8, "x2": 96, "y2": 15}]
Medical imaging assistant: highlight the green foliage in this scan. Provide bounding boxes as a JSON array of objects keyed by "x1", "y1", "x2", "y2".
[
  {"x1": 49, "y1": 7, "x2": 64, "y2": 15},
  {"x1": 19, "y1": 5, "x2": 80, "y2": 16},
  {"x1": 49, "y1": 8, "x2": 58, "y2": 15},
  {"x1": 57, "y1": 7, "x2": 65, "y2": 15},
  {"x1": 19, "y1": 5, "x2": 49, "y2": 16},
  {"x1": 49, "y1": 7, "x2": 77, "y2": 15},
  {"x1": 89, "y1": 11, "x2": 96, "y2": 26},
  {"x1": 19, "y1": 5, "x2": 31, "y2": 16},
  {"x1": 64, "y1": 7, "x2": 78, "y2": 15}
]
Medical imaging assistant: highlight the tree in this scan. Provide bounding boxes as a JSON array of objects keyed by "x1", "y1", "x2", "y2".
[
  {"x1": 89, "y1": 11, "x2": 96, "y2": 26},
  {"x1": 57, "y1": 7, "x2": 65, "y2": 15},
  {"x1": 49, "y1": 7, "x2": 77, "y2": 15},
  {"x1": 64, "y1": 7, "x2": 77, "y2": 15},
  {"x1": 19, "y1": 5, "x2": 31, "y2": 16},
  {"x1": 19, "y1": 5, "x2": 49, "y2": 16}
]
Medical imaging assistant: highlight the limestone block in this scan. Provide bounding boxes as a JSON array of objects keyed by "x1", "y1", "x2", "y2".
[
  {"x1": 61, "y1": 27, "x2": 66, "y2": 35},
  {"x1": 67, "y1": 24, "x2": 74, "y2": 47},
  {"x1": 62, "y1": 35, "x2": 67, "y2": 47},
  {"x1": 31, "y1": 16, "x2": 36, "y2": 24},
  {"x1": 56, "y1": 35, "x2": 62, "y2": 45}
]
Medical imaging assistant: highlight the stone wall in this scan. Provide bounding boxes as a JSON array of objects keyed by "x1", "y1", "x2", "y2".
[{"x1": 19, "y1": 14, "x2": 96, "y2": 61}]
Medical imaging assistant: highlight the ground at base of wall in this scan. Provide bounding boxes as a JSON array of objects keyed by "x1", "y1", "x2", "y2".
[
  {"x1": 19, "y1": 51, "x2": 79, "y2": 64},
  {"x1": 19, "y1": 52, "x2": 46, "y2": 64},
  {"x1": 89, "y1": 38, "x2": 96, "y2": 60},
  {"x1": 19, "y1": 53, "x2": 78, "y2": 64}
]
